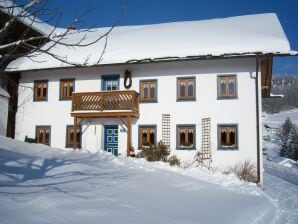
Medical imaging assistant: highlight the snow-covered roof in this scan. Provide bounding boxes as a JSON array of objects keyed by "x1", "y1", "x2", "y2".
[
  {"x1": 6, "y1": 13, "x2": 297, "y2": 72},
  {"x1": 0, "y1": 87, "x2": 10, "y2": 98},
  {"x1": 0, "y1": 0, "x2": 58, "y2": 36}
]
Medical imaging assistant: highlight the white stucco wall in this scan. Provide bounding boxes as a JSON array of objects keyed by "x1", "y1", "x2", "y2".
[
  {"x1": 0, "y1": 88, "x2": 10, "y2": 136},
  {"x1": 15, "y1": 58, "x2": 261, "y2": 170}
]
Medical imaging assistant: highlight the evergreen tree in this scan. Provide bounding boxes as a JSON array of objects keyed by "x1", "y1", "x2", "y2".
[{"x1": 277, "y1": 117, "x2": 298, "y2": 160}]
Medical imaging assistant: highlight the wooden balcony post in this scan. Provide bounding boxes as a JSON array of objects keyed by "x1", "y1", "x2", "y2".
[
  {"x1": 126, "y1": 116, "x2": 132, "y2": 157},
  {"x1": 73, "y1": 116, "x2": 77, "y2": 150}
]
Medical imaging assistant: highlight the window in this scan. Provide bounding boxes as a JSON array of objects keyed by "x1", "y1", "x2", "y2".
[
  {"x1": 177, "y1": 125, "x2": 196, "y2": 149},
  {"x1": 139, "y1": 125, "x2": 156, "y2": 148},
  {"x1": 177, "y1": 77, "x2": 195, "y2": 100},
  {"x1": 66, "y1": 125, "x2": 81, "y2": 148},
  {"x1": 140, "y1": 80, "x2": 157, "y2": 102},
  {"x1": 34, "y1": 80, "x2": 48, "y2": 101},
  {"x1": 60, "y1": 79, "x2": 75, "y2": 100},
  {"x1": 36, "y1": 126, "x2": 51, "y2": 145},
  {"x1": 218, "y1": 125, "x2": 238, "y2": 149},
  {"x1": 218, "y1": 76, "x2": 237, "y2": 98}
]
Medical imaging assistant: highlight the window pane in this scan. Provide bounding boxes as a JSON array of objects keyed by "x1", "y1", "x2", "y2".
[
  {"x1": 229, "y1": 79, "x2": 235, "y2": 96},
  {"x1": 220, "y1": 79, "x2": 226, "y2": 96},
  {"x1": 143, "y1": 84, "x2": 148, "y2": 99},
  {"x1": 188, "y1": 128, "x2": 194, "y2": 146},
  {"x1": 229, "y1": 128, "x2": 236, "y2": 145},
  {"x1": 149, "y1": 129, "x2": 155, "y2": 145},
  {"x1": 150, "y1": 83, "x2": 155, "y2": 99},
  {"x1": 180, "y1": 128, "x2": 186, "y2": 146},
  {"x1": 45, "y1": 129, "x2": 49, "y2": 144},
  {"x1": 188, "y1": 81, "x2": 194, "y2": 97},
  {"x1": 69, "y1": 82, "x2": 74, "y2": 96},
  {"x1": 220, "y1": 128, "x2": 227, "y2": 145},
  {"x1": 112, "y1": 80, "x2": 117, "y2": 90},
  {"x1": 180, "y1": 81, "x2": 186, "y2": 97},
  {"x1": 37, "y1": 84, "x2": 41, "y2": 97},
  {"x1": 142, "y1": 129, "x2": 148, "y2": 146},
  {"x1": 38, "y1": 129, "x2": 43, "y2": 143}
]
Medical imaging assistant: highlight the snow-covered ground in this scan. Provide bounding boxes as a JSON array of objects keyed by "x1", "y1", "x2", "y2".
[
  {"x1": 1, "y1": 108, "x2": 298, "y2": 224},
  {"x1": 0, "y1": 136, "x2": 278, "y2": 224},
  {"x1": 262, "y1": 109, "x2": 298, "y2": 223},
  {"x1": 263, "y1": 108, "x2": 298, "y2": 127}
]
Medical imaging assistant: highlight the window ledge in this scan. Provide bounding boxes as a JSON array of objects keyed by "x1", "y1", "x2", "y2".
[
  {"x1": 176, "y1": 147, "x2": 196, "y2": 150},
  {"x1": 217, "y1": 97, "x2": 238, "y2": 100},
  {"x1": 217, "y1": 147, "x2": 239, "y2": 151},
  {"x1": 176, "y1": 98, "x2": 196, "y2": 102},
  {"x1": 140, "y1": 100, "x2": 158, "y2": 103},
  {"x1": 33, "y1": 99, "x2": 48, "y2": 102}
]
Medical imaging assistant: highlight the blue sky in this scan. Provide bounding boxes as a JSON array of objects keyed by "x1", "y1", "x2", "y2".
[{"x1": 44, "y1": 0, "x2": 298, "y2": 75}]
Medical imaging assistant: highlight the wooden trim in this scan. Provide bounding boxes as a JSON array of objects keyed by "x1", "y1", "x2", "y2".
[
  {"x1": 35, "y1": 125, "x2": 51, "y2": 145},
  {"x1": 217, "y1": 75, "x2": 237, "y2": 98},
  {"x1": 71, "y1": 90, "x2": 140, "y2": 118},
  {"x1": 217, "y1": 124, "x2": 238, "y2": 149},
  {"x1": 139, "y1": 79, "x2": 158, "y2": 102},
  {"x1": 176, "y1": 124, "x2": 196, "y2": 150},
  {"x1": 33, "y1": 80, "x2": 48, "y2": 101},
  {"x1": 67, "y1": 123, "x2": 81, "y2": 149},
  {"x1": 127, "y1": 116, "x2": 131, "y2": 156},
  {"x1": 138, "y1": 125, "x2": 157, "y2": 149},
  {"x1": 59, "y1": 78, "x2": 75, "y2": 100},
  {"x1": 177, "y1": 77, "x2": 196, "y2": 101}
]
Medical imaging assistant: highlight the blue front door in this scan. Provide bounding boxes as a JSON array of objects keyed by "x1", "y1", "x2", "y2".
[
  {"x1": 102, "y1": 75, "x2": 120, "y2": 91},
  {"x1": 104, "y1": 125, "x2": 118, "y2": 156}
]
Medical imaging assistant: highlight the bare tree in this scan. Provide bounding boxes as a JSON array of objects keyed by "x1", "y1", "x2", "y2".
[
  {"x1": 0, "y1": 0, "x2": 125, "y2": 138},
  {"x1": 0, "y1": 0, "x2": 124, "y2": 73}
]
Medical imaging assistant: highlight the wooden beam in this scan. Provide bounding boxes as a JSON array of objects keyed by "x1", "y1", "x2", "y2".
[
  {"x1": 71, "y1": 111, "x2": 139, "y2": 118},
  {"x1": 126, "y1": 116, "x2": 132, "y2": 157},
  {"x1": 73, "y1": 117, "x2": 77, "y2": 150}
]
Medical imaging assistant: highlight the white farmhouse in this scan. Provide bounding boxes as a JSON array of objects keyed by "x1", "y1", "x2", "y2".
[{"x1": 6, "y1": 13, "x2": 297, "y2": 186}]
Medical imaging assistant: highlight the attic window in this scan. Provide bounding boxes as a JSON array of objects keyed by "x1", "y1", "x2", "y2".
[
  {"x1": 34, "y1": 80, "x2": 48, "y2": 101},
  {"x1": 217, "y1": 75, "x2": 237, "y2": 98}
]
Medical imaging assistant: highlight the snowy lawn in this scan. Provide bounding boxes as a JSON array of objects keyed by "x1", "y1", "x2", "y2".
[{"x1": 0, "y1": 136, "x2": 280, "y2": 224}]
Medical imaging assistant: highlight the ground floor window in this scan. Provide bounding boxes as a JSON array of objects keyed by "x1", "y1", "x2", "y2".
[
  {"x1": 66, "y1": 125, "x2": 81, "y2": 148},
  {"x1": 139, "y1": 125, "x2": 156, "y2": 148},
  {"x1": 36, "y1": 126, "x2": 51, "y2": 145},
  {"x1": 218, "y1": 124, "x2": 238, "y2": 149},
  {"x1": 177, "y1": 125, "x2": 196, "y2": 149}
]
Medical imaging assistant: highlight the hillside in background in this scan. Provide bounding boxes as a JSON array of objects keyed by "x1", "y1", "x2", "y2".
[{"x1": 263, "y1": 75, "x2": 298, "y2": 113}]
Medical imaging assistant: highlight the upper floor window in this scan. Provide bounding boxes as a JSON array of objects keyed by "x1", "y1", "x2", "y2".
[
  {"x1": 218, "y1": 125, "x2": 238, "y2": 149},
  {"x1": 60, "y1": 79, "x2": 75, "y2": 100},
  {"x1": 66, "y1": 125, "x2": 81, "y2": 148},
  {"x1": 177, "y1": 125, "x2": 196, "y2": 149},
  {"x1": 34, "y1": 80, "x2": 48, "y2": 101},
  {"x1": 139, "y1": 125, "x2": 156, "y2": 148},
  {"x1": 140, "y1": 80, "x2": 157, "y2": 102},
  {"x1": 218, "y1": 75, "x2": 237, "y2": 98},
  {"x1": 36, "y1": 126, "x2": 51, "y2": 145},
  {"x1": 177, "y1": 77, "x2": 195, "y2": 101}
]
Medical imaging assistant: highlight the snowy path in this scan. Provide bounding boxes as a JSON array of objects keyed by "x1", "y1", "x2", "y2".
[
  {"x1": 264, "y1": 172, "x2": 298, "y2": 224},
  {"x1": 0, "y1": 136, "x2": 277, "y2": 224}
]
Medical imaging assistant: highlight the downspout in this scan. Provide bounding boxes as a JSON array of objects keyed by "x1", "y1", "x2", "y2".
[{"x1": 255, "y1": 55, "x2": 261, "y2": 186}]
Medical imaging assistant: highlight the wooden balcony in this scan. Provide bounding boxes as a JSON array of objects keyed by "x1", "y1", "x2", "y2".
[{"x1": 71, "y1": 90, "x2": 140, "y2": 118}]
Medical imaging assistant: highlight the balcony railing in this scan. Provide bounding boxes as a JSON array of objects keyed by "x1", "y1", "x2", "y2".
[{"x1": 71, "y1": 90, "x2": 139, "y2": 117}]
